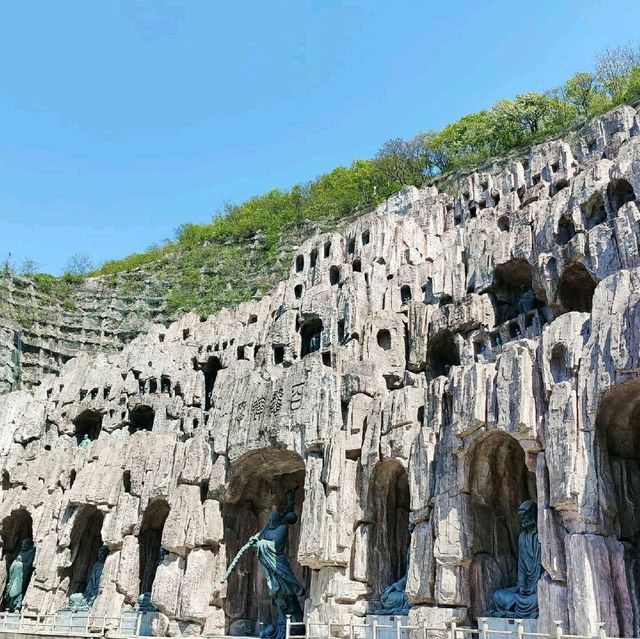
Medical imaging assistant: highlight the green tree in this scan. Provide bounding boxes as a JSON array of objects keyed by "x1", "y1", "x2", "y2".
[
  {"x1": 430, "y1": 111, "x2": 497, "y2": 171},
  {"x1": 374, "y1": 134, "x2": 435, "y2": 187},
  {"x1": 491, "y1": 92, "x2": 576, "y2": 148},
  {"x1": 563, "y1": 72, "x2": 600, "y2": 115}
]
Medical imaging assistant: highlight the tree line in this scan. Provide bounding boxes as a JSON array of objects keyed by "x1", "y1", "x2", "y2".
[
  {"x1": 6, "y1": 42, "x2": 640, "y2": 285},
  {"x1": 97, "y1": 41, "x2": 640, "y2": 279},
  {"x1": 374, "y1": 42, "x2": 640, "y2": 182}
]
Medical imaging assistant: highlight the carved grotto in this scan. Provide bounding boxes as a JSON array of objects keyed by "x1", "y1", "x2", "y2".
[{"x1": 0, "y1": 105, "x2": 640, "y2": 636}]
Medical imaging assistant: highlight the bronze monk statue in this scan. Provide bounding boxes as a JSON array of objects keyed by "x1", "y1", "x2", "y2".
[
  {"x1": 373, "y1": 523, "x2": 414, "y2": 615},
  {"x1": 4, "y1": 537, "x2": 36, "y2": 612},
  {"x1": 69, "y1": 545, "x2": 108, "y2": 611},
  {"x1": 484, "y1": 500, "x2": 542, "y2": 619}
]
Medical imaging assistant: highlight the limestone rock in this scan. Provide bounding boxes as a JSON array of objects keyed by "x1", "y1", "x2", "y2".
[{"x1": 1, "y1": 106, "x2": 640, "y2": 633}]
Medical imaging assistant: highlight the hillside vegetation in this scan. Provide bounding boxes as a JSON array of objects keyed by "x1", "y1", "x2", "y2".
[{"x1": 6, "y1": 42, "x2": 640, "y2": 319}]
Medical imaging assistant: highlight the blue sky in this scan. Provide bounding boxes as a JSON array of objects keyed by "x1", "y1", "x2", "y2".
[{"x1": 1, "y1": 0, "x2": 639, "y2": 274}]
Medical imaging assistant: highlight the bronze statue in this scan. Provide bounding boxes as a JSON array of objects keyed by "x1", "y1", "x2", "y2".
[
  {"x1": 484, "y1": 500, "x2": 542, "y2": 618},
  {"x1": 69, "y1": 545, "x2": 108, "y2": 611},
  {"x1": 223, "y1": 488, "x2": 304, "y2": 639},
  {"x1": 4, "y1": 537, "x2": 36, "y2": 612},
  {"x1": 373, "y1": 523, "x2": 414, "y2": 615},
  {"x1": 136, "y1": 546, "x2": 167, "y2": 611}
]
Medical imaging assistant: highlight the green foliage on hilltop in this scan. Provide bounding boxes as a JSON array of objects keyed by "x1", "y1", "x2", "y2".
[
  {"x1": 373, "y1": 42, "x2": 640, "y2": 180},
  {"x1": 12, "y1": 42, "x2": 640, "y2": 319}
]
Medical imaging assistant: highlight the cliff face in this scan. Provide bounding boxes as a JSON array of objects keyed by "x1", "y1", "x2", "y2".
[
  {"x1": 0, "y1": 212, "x2": 352, "y2": 393},
  {"x1": 0, "y1": 105, "x2": 640, "y2": 636},
  {"x1": 0, "y1": 271, "x2": 170, "y2": 393}
]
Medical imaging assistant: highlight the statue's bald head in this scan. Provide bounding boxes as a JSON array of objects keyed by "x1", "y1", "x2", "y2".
[
  {"x1": 20, "y1": 537, "x2": 33, "y2": 550},
  {"x1": 517, "y1": 500, "x2": 537, "y2": 530}
]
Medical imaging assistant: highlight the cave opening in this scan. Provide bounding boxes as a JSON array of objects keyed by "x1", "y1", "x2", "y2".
[
  {"x1": 426, "y1": 330, "x2": 460, "y2": 378},
  {"x1": 557, "y1": 263, "x2": 596, "y2": 313},
  {"x1": 73, "y1": 410, "x2": 103, "y2": 445},
  {"x1": 222, "y1": 450, "x2": 307, "y2": 636},
  {"x1": 366, "y1": 460, "x2": 410, "y2": 604},
  {"x1": 595, "y1": 381, "x2": 640, "y2": 632},
  {"x1": 139, "y1": 499, "x2": 170, "y2": 596},
  {"x1": 204, "y1": 356, "x2": 223, "y2": 411},
  {"x1": 0, "y1": 509, "x2": 34, "y2": 611},
  {"x1": 607, "y1": 179, "x2": 636, "y2": 214},
  {"x1": 63, "y1": 506, "x2": 105, "y2": 599},
  {"x1": 300, "y1": 319, "x2": 323, "y2": 358},
  {"x1": 467, "y1": 432, "x2": 536, "y2": 620},
  {"x1": 129, "y1": 405, "x2": 155, "y2": 434}
]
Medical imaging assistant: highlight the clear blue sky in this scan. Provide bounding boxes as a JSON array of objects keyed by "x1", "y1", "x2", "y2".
[{"x1": 1, "y1": 0, "x2": 639, "y2": 274}]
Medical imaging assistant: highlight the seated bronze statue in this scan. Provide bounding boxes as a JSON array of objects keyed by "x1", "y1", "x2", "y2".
[{"x1": 484, "y1": 500, "x2": 542, "y2": 619}]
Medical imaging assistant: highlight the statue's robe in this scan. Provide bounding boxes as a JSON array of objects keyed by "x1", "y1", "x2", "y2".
[
  {"x1": 491, "y1": 527, "x2": 542, "y2": 618},
  {"x1": 4, "y1": 545, "x2": 35, "y2": 612},
  {"x1": 255, "y1": 522, "x2": 304, "y2": 639}
]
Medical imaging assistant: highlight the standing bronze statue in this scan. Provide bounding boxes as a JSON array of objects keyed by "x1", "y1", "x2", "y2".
[
  {"x1": 484, "y1": 500, "x2": 542, "y2": 619},
  {"x1": 223, "y1": 488, "x2": 304, "y2": 639},
  {"x1": 4, "y1": 537, "x2": 36, "y2": 612}
]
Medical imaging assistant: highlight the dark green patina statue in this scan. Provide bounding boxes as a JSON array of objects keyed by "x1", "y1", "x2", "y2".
[
  {"x1": 373, "y1": 523, "x2": 414, "y2": 615},
  {"x1": 223, "y1": 488, "x2": 304, "y2": 639},
  {"x1": 4, "y1": 537, "x2": 36, "y2": 612},
  {"x1": 484, "y1": 500, "x2": 542, "y2": 619},
  {"x1": 69, "y1": 545, "x2": 108, "y2": 611},
  {"x1": 136, "y1": 546, "x2": 167, "y2": 611}
]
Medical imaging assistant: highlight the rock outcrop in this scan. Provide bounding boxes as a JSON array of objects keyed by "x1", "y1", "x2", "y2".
[{"x1": 0, "y1": 105, "x2": 640, "y2": 636}]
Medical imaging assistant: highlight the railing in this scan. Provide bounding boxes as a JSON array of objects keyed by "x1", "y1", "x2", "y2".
[
  {"x1": 284, "y1": 618, "x2": 627, "y2": 639},
  {"x1": 0, "y1": 612, "x2": 629, "y2": 639},
  {"x1": 0, "y1": 611, "x2": 149, "y2": 637}
]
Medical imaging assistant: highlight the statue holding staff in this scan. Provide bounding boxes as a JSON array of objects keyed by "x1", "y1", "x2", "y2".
[{"x1": 223, "y1": 487, "x2": 304, "y2": 639}]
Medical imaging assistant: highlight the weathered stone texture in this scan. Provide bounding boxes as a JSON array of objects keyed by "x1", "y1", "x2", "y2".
[{"x1": 1, "y1": 106, "x2": 640, "y2": 635}]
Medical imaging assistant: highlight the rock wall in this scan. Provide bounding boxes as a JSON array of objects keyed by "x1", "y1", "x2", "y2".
[
  {"x1": 0, "y1": 105, "x2": 640, "y2": 636},
  {"x1": 0, "y1": 272, "x2": 170, "y2": 392}
]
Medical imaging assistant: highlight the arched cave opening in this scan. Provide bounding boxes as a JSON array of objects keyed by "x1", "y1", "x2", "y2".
[
  {"x1": 204, "y1": 356, "x2": 223, "y2": 411},
  {"x1": 73, "y1": 410, "x2": 103, "y2": 445},
  {"x1": 222, "y1": 450, "x2": 307, "y2": 636},
  {"x1": 300, "y1": 318, "x2": 323, "y2": 358},
  {"x1": 63, "y1": 505, "x2": 105, "y2": 600},
  {"x1": 467, "y1": 432, "x2": 536, "y2": 621},
  {"x1": 129, "y1": 405, "x2": 155, "y2": 434},
  {"x1": 550, "y1": 343, "x2": 570, "y2": 383},
  {"x1": 491, "y1": 259, "x2": 539, "y2": 323},
  {"x1": 376, "y1": 329, "x2": 392, "y2": 351},
  {"x1": 139, "y1": 499, "x2": 170, "y2": 596},
  {"x1": 607, "y1": 179, "x2": 636, "y2": 214},
  {"x1": 0, "y1": 509, "x2": 34, "y2": 611},
  {"x1": 580, "y1": 192, "x2": 607, "y2": 230},
  {"x1": 556, "y1": 215, "x2": 577, "y2": 246},
  {"x1": 366, "y1": 460, "x2": 410, "y2": 605},
  {"x1": 557, "y1": 263, "x2": 596, "y2": 313},
  {"x1": 595, "y1": 381, "x2": 640, "y2": 631},
  {"x1": 427, "y1": 330, "x2": 460, "y2": 378}
]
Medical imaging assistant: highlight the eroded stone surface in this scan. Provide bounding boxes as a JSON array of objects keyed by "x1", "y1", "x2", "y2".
[{"x1": 1, "y1": 106, "x2": 640, "y2": 635}]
